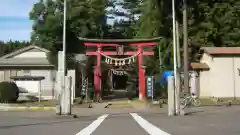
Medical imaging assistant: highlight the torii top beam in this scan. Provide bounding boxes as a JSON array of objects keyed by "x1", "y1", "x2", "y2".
[
  {"x1": 78, "y1": 37, "x2": 162, "y2": 44},
  {"x1": 81, "y1": 37, "x2": 159, "y2": 56}
]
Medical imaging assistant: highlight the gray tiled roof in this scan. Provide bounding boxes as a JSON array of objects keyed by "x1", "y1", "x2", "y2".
[{"x1": 0, "y1": 45, "x2": 49, "y2": 59}]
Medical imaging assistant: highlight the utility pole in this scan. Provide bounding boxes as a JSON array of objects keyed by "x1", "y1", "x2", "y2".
[
  {"x1": 183, "y1": 0, "x2": 189, "y2": 93},
  {"x1": 176, "y1": 22, "x2": 181, "y2": 68},
  {"x1": 172, "y1": 0, "x2": 178, "y2": 115},
  {"x1": 60, "y1": 0, "x2": 71, "y2": 115},
  {"x1": 175, "y1": 21, "x2": 181, "y2": 115}
]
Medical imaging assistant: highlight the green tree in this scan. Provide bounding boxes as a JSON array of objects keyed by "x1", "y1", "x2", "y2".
[
  {"x1": 29, "y1": 0, "x2": 111, "y2": 68},
  {"x1": 135, "y1": 0, "x2": 240, "y2": 67},
  {"x1": 135, "y1": 0, "x2": 177, "y2": 74},
  {"x1": 189, "y1": 0, "x2": 240, "y2": 47},
  {"x1": 0, "y1": 40, "x2": 30, "y2": 55}
]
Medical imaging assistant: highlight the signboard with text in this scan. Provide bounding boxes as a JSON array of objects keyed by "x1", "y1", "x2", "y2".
[{"x1": 146, "y1": 76, "x2": 154, "y2": 98}]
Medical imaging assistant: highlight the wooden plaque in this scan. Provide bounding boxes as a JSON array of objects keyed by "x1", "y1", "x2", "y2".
[{"x1": 117, "y1": 45, "x2": 124, "y2": 55}]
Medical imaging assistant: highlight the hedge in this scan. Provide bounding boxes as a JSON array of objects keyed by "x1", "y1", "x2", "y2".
[{"x1": 0, "y1": 82, "x2": 19, "y2": 103}]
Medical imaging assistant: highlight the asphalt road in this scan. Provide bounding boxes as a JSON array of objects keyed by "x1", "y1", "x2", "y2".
[{"x1": 0, "y1": 106, "x2": 240, "y2": 135}]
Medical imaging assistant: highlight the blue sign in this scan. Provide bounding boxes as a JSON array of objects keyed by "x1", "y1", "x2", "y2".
[
  {"x1": 161, "y1": 71, "x2": 174, "y2": 85},
  {"x1": 146, "y1": 76, "x2": 154, "y2": 97}
]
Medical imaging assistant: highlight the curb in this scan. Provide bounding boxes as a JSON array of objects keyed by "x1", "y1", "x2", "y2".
[{"x1": 0, "y1": 106, "x2": 55, "y2": 111}]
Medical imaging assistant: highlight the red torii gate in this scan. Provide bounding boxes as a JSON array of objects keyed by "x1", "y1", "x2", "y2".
[{"x1": 83, "y1": 39, "x2": 157, "y2": 101}]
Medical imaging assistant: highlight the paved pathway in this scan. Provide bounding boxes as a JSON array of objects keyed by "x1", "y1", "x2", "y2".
[{"x1": 0, "y1": 106, "x2": 240, "y2": 135}]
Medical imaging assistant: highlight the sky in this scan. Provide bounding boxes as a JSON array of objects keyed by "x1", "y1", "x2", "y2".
[
  {"x1": 0, "y1": 0, "x2": 38, "y2": 42},
  {"x1": 0, "y1": 0, "x2": 122, "y2": 42}
]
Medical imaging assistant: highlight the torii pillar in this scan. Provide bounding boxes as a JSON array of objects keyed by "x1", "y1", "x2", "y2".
[{"x1": 129, "y1": 43, "x2": 156, "y2": 100}]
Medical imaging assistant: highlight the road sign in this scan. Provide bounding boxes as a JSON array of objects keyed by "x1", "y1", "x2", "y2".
[{"x1": 146, "y1": 76, "x2": 154, "y2": 98}]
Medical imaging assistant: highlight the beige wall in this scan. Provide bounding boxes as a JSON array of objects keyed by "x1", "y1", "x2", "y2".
[
  {"x1": 211, "y1": 56, "x2": 234, "y2": 97},
  {"x1": 199, "y1": 54, "x2": 240, "y2": 98},
  {"x1": 199, "y1": 53, "x2": 212, "y2": 97},
  {"x1": 232, "y1": 57, "x2": 240, "y2": 97}
]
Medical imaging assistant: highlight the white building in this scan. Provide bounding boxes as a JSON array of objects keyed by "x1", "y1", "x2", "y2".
[{"x1": 191, "y1": 47, "x2": 240, "y2": 98}]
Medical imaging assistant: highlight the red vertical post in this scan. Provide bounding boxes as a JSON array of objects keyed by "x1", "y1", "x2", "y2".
[
  {"x1": 138, "y1": 46, "x2": 146, "y2": 100},
  {"x1": 94, "y1": 46, "x2": 102, "y2": 101}
]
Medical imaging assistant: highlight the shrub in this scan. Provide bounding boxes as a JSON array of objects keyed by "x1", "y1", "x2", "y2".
[{"x1": 0, "y1": 82, "x2": 19, "y2": 103}]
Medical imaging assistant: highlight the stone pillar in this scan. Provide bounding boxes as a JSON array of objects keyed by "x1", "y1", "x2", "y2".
[
  {"x1": 168, "y1": 76, "x2": 175, "y2": 116},
  {"x1": 65, "y1": 76, "x2": 72, "y2": 115}
]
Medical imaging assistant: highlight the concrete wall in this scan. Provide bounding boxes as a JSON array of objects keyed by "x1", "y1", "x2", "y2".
[
  {"x1": 211, "y1": 56, "x2": 234, "y2": 97},
  {"x1": 199, "y1": 54, "x2": 240, "y2": 98},
  {"x1": 233, "y1": 57, "x2": 240, "y2": 97}
]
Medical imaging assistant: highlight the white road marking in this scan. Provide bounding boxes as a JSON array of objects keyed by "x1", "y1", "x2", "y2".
[
  {"x1": 76, "y1": 114, "x2": 108, "y2": 135},
  {"x1": 130, "y1": 113, "x2": 171, "y2": 135}
]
